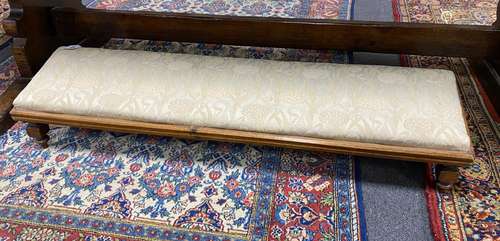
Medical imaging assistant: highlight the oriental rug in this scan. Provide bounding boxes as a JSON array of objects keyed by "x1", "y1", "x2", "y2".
[
  {"x1": 0, "y1": 39, "x2": 365, "y2": 240},
  {"x1": 0, "y1": 0, "x2": 7, "y2": 36},
  {"x1": 394, "y1": 0, "x2": 498, "y2": 25},
  {"x1": 395, "y1": 1, "x2": 500, "y2": 241},
  {"x1": 0, "y1": 56, "x2": 16, "y2": 94},
  {"x1": 0, "y1": 123, "x2": 365, "y2": 241},
  {"x1": 86, "y1": 0, "x2": 353, "y2": 19}
]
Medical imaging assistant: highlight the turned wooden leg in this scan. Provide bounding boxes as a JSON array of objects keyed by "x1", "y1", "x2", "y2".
[
  {"x1": 436, "y1": 165, "x2": 459, "y2": 190},
  {"x1": 26, "y1": 123, "x2": 50, "y2": 148}
]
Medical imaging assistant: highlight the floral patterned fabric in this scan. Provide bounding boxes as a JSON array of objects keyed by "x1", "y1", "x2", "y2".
[
  {"x1": 395, "y1": 2, "x2": 500, "y2": 241},
  {"x1": 87, "y1": 0, "x2": 353, "y2": 19},
  {"x1": 0, "y1": 57, "x2": 17, "y2": 95},
  {"x1": 14, "y1": 46, "x2": 471, "y2": 152},
  {"x1": 105, "y1": 39, "x2": 349, "y2": 63},
  {"x1": 0, "y1": 0, "x2": 8, "y2": 36},
  {"x1": 0, "y1": 122, "x2": 365, "y2": 241},
  {"x1": 0, "y1": 39, "x2": 365, "y2": 240},
  {"x1": 394, "y1": 0, "x2": 498, "y2": 25}
]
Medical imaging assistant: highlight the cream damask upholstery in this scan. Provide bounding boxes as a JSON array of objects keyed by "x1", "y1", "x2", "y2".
[{"x1": 14, "y1": 47, "x2": 472, "y2": 152}]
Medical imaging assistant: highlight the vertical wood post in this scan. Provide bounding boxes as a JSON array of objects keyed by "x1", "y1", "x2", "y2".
[
  {"x1": 0, "y1": 2, "x2": 56, "y2": 133},
  {"x1": 0, "y1": 0, "x2": 85, "y2": 134}
]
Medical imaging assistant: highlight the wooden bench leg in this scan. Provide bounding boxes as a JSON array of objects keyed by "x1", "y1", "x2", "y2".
[
  {"x1": 436, "y1": 165, "x2": 459, "y2": 190},
  {"x1": 26, "y1": 123, "x2": 50, "y2": 148}
]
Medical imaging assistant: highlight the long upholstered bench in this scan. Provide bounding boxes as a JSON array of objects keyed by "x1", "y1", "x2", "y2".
[{"x1": 10, "y1": 47, "x2": 474, "y2": 187}]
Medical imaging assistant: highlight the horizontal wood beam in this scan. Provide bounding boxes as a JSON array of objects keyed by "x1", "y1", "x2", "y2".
[{"x1": 50, "y1": 8, "x2": 500, "y2": 58}]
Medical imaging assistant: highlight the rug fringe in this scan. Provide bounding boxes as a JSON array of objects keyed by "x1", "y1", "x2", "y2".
[{"x1": 424, "y1": 164, "x2": 447, "y2": 241}]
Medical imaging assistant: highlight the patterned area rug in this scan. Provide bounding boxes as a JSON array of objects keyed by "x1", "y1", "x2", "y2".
[
  {"x1": 0, "y1": 0, "x2": 9, "y2": 36},
  {"x1": 0, "y1": 40, "x2": 365, "y2": 240},
  {"x1": 0, "y1": 56, "x2": 17, "y2": 94},
  {"x1": 86, "y1": 0, "x2": 354, "y2": 19},
  {"x1": 394, "y1": 0, "x2": 498, "y2": 25},
  {"x1": 395, "y1": 2, "x2": 500, "y2": 241}
]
